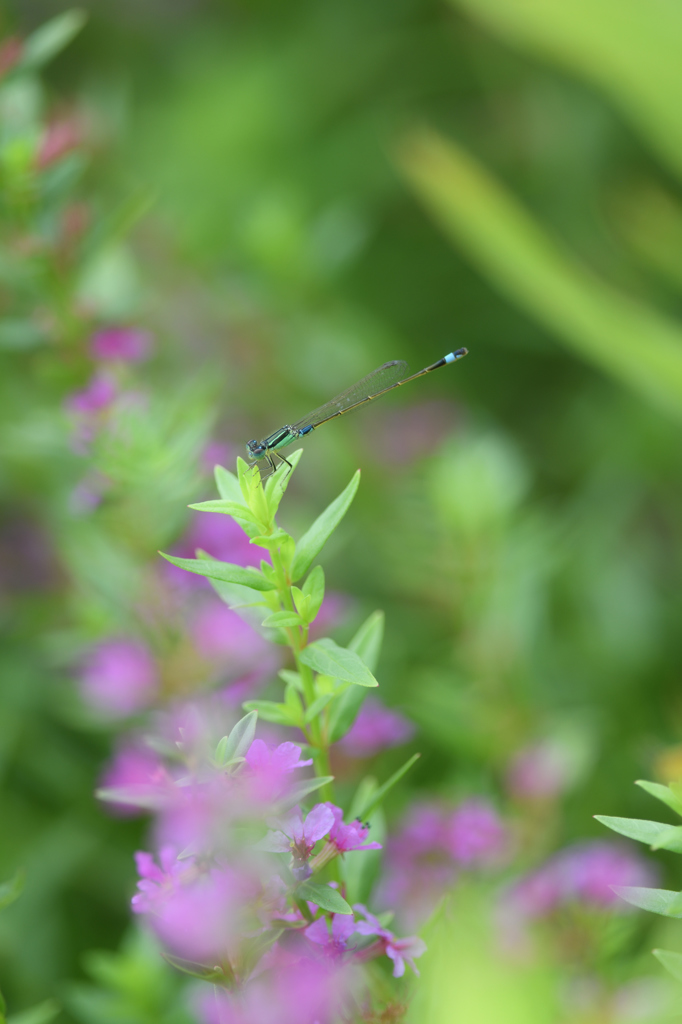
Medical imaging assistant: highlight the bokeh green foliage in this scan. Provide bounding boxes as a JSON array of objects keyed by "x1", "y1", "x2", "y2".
[{"x1": 2, "y1": 0, "x2": 682, "y2": 1019}]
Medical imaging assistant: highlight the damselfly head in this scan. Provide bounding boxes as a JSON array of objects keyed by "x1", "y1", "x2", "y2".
[{"x1": 246, "y1": 439, "x2": 266, "y2": 460}]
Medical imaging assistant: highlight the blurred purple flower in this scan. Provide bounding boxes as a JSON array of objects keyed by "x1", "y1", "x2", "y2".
[
  {"x1": 353, "y1": 904, "x2": 426, "y2": 977},
  {"x1": 324, "y1": 803, "x2": 382, "y2": 853},
  {"x1": 507, "y1": 840, "x2": 657, "y2": 920},
  {"x1": 446, "y1": 799, "x2": 508, "y2": 866},
  {"x1": 131, "y1": 846, "x2": 194, "y2": 914},
  {"x1": 506, "y1": 741, "x2": 573, "y2": 800},
  {"x1": 305, "y1": 912, "x2": 357, "y2": 957},
  {"x1": 243, "y1": 740, "x2": 313, "y2": 803},
  {"x1": 99, "y1": 744, "x2": 165, "y2": 816},
  {"x1": 190, "y1": 597, "x2": 270, "y2": 666},
  {"x1": 66, "y1": 373, "x2": 117, "y2": 415},
  {"x1": 337, "y1": 697, "x2": 415, "y2": 759},
  {"x1": 79, "y1": 638, "x2": 158, "y2": 717},
  {"x1": 91, "y1": 326, "x2": 153, "y2": 362},
  {"x1": 134, "y1": 852, "x2": 252, "y2": 961},
  {"x1": 197, "y1": 961, "x2": 354, "y2": 1024}
]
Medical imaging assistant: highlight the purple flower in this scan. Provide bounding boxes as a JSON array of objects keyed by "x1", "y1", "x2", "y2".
[
  {"x1": 506, "y1": 741, "x2": 573, "y2": 800},
  {"x1": 189, "y1": 597, "x2": 272, "y2": 670},
  {"x1": 79, "y1": 639, "x2": 158, "y2": 717},
  {"x1": 66, "y1": 373, "x2": 117, "y2": 415},
  {"x1": 201, "y1": 440, "x2": 235, "y2": 475},
  {"x1": 305, "y1": 912, "x2": 357, "y2": 957},
  {"x1": 244, "y1": 740, "x2": 313, "y2": 803},
  {"x1": 353, "y1": 904, "x2": 426, "y2": 978},
  {"x1": 197, "y1": 961, "x2": 353, "y2": 1024},
  {"x1": 99, "y1": 744, "x2": 165, "y2": 816},
  {"x1": 131, "y1": 846, "x2": 195, "y2": 913},
  {"x1": 134, "y1": 852, "x2": 252, "y2": 961},
  {"x1": 507, "y1": 840, "x2": 657, "y2": 920},
  {"x1": 260, "y1": 804, "x2": 335, "y2": 879},
  {"x1": 337, "y1": 697, "x2": 415, "y2": 759},
  {"x1": 90, "y1": 326, "x2": 153, "y2": 362},
  {"x1": 445, "y1": 799, "x2": 508, "y2": 866},
  {"x1": 325, "y1": 803, "x2": 382, "y2": 853}
]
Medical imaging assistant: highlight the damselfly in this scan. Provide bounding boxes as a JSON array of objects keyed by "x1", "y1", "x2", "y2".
[{"x1": 246, "y1": 348, "x2": 468, "y2": 475}]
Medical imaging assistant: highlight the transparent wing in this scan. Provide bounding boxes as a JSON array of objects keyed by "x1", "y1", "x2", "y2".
[{"x1": 291, "y1": 360, "x2": 409, "y2": 430}]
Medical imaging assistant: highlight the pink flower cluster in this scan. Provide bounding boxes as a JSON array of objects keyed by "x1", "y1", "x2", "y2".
[
  {"x1": 504, "y1": 840, "x2": 657, "y2": 920},
  {"x1": 376, "y1": 799, "x2": 508, "y2": 929},
  {"x1": 100, "y1": 708, "x2": 426, "y2": 1022}
]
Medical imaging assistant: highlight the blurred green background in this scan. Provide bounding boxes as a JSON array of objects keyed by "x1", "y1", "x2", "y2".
[{"x1": 3, "y1": 0, "x2": 682, "y2": 1020}]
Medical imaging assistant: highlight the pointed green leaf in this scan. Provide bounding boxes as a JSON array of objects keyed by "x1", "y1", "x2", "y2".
[
  {"x1": 328, "y1": 684, "x2": 367, "y2": 744},
  {"x1": 215, "y1": 464, "x2": 243, "y2": 502},
  {"x1": 242, "y1": 700, "x2": 297, "y2": 726},
  {"x1": 349, "y1": 777, "x2": 378, "y2": 822},
  {"x1": 215, "y1": 711, "x2": 258, "y2": 766},
  {"x1": 611, "y1": 886, "x2": 682, "y2": 917},
  {"x1": 354, "y1": 754, "x2": 420, "y2": 820},
  {"x1": 348, "y1": 610, "x2": 385, "y2": 673},
  {"x1": 159, "y1": 552, "x2": 275, "y2": 591},
  {"x1": 636, "y1": 780, "x2": 682, "y2": 817},
  {"x1": 301, "y1": 566, "x2": 326, "y2": 622},
  {"x1": 249, "y1": 530, "x2": 292, "y2": 549},
  {"x1": 265, "y1": 448, "x2": 303, "y2": 515},
  {"x1": 594, "y1": 815, "x2": 680, "y2": 848},
  {"x1": 262, "y1": 611, "x2": 304, "y2": 628},
  {"x1": 21, "y1": 10, "x2": 88, "y2": 72},
  {"x1": 651, "y1": 826, "x2": 682, "y2": 852},
  {"x1": 296, "y1": 881, "x2": 352, "y2": 915},
  {"x1": 300, "y1": 638, "x2": 378, "y2": 687},
  {"x1": 290, "y1": 470, "x2": 361, "y2": 581},
  {"x1": 189, "y1": 499, "x2": 258, "y2": 523},
  {"x1": 0, "y1": 869, "x2": 25, "y2": 911},
  {"x1": 653, "y1": 948, "x2": 682, "y2": 984}
]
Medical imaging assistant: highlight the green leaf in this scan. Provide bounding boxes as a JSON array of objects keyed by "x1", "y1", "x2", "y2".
[
  {"x1": 354, "y1": 754, "x2": 421, "y2": 820},
  {"x1": 215, "y1": 464, "x2": 243, "y2": 502},
  {"x1": 300, "y1": 638, "x2": 378, "y2": 687},
  {"x1": 0, "y1": 869, "x2": 25, "y2": 911},
  {"x1": 611, "y1": 886, "x2": 682, "y2": 917},
  {"x1": 189, "y1": 499, "x2": 258, "y2": 522},
  {"x1": 296, "y1": 881, "x2": 352, "y2": 915},
  {"x1": 636, "y1": 780, "x2": 682, "y2": 817},
  {"x1": 279, "y1": 669, "x2": 303, "y2": 691},
  {"x1": 261, "y1": 611, "x2": 304, "y2": 628},
  {"x1": 594, "y1": 815, "x2": 682, "y2": 849},
  {"x1": 302, "y1": 565, "x2": 326, "y2": 622},
  {"x1": 348, "y1": 610, "x2": 385, "y2": 673},
  {"x1": 399, "y1": 128, "x2": 682, "y2": 420},
  {"x1": 159, "y1": 552, "x2": 275, "y2": 591},
  {"x1": 249, "y1": 530, "x2": 293, "y2": 549},
  {"x1": 653, "y1": 948, "x2": 682, "y2": 984},
  {"x1": 215, "y1": 711, "x2": 258, "y2": 766},
  {"x1": 6, "y1": 1000, "x2": 60, "y2": 1024},
  {"x1": 277, "y1": 776, "x2": 335, "y2": 809},
  {"x1": 242, "y1": 700, "x2": 297, "y2": 726},
  {"x1": 304, "y1": 692, "x2": 335, "y2": 724},
  {"x1": 290, "y1": 470, "x2": 361, "y2": 581},
  {"x1": 328, "y1": 684, "x2": 367, "y2": 744},
  {"x1": 266, "y1": 448, "x2": 303, "y2": 515},
  {"x1": 349, "y1": 776, "x2": 378, "y2": 822},
  {"x1": 20, "y1": 10, "x2": 88, "y2": 72},
  {"x1": 162, "y1": 952, "x2": 232, "y2": 983}
]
